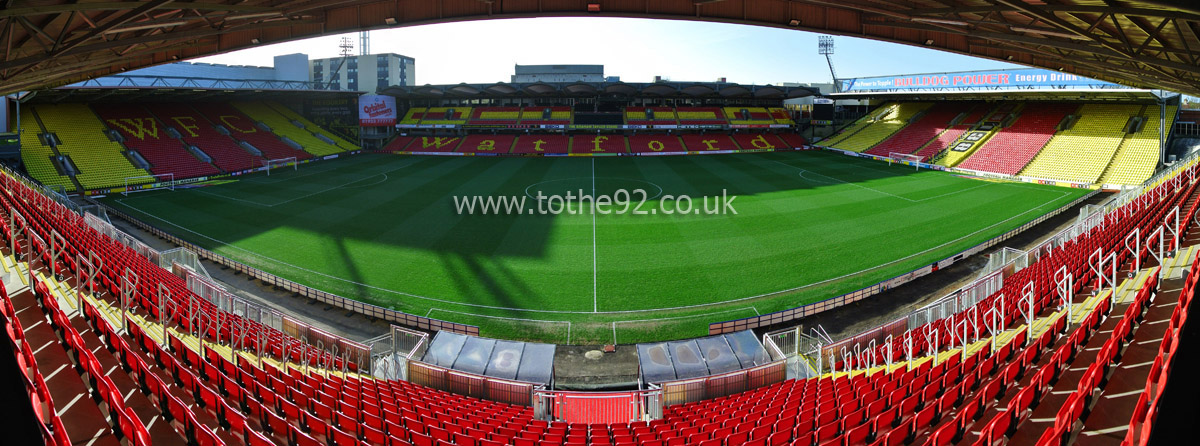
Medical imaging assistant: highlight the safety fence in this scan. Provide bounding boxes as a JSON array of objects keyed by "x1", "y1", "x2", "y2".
[
  {"x1": 383, "y1": 325, "x2": 429, "y2": 381},
  {"x1": 180, "y1": 267, "x2": 372, "y2": 372},
  {"x1": 160, "y1": 247, "x2": 209, "y2": 280}
]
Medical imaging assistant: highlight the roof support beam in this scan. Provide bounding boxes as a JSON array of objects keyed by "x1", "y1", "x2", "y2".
[
  {"x1": 0, "y1": 2, "x2": 274, "y2": 19},
  {"x1": 994, "y1": 0, "x2": 1178, "y2": 80},
  {"x1": 908, "y1": 6, "x2": 1200, "y2": 22}
]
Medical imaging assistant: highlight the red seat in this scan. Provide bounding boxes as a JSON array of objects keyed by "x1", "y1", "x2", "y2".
[{"x1": 330, "y1": 426, "x2": 360, "y2": 446}]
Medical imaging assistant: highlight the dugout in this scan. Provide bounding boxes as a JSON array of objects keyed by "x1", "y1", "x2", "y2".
[
  {"x1": 636, "y1": 330, "x2": 771, "y2": 386},
  {"x1": 421, "y1": 331, "x2": 556, "y2": 386}
]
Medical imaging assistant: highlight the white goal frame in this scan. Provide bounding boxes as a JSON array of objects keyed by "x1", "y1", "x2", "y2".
[
  {"x1": 263, "y1": 157, "x2": 298, "y2": 176},
  {"x1": 888, "y1": 152, "x2": 923, "y2": 170},
  {"x1": 123, "y1": 173, "x2": 174, "y2": 196}
]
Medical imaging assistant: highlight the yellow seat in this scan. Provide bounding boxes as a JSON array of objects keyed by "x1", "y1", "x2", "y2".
[
  {"x1": 35, "y1": 104, "x2": 149, "y2": 190},
  {"x1": 827, "y1": 103, "x2": 933, "y2": 152},
  {"x1": 232, "y1": 101, "x2": 350, "y2": 157},
  {"x1": 1020, "y1": 104, "x2": 1141, "y2": 184},
  {"x1": 17, "y1": 108, "x2": 75, "y2": 192},
  {"x1": 1098, "y1": 106, "x2": 1178, "y2": 186}
]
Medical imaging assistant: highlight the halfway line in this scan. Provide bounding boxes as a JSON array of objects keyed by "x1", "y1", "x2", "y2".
[{"x1": 592, "y1": 157, "x2": 598, "y2": 313}]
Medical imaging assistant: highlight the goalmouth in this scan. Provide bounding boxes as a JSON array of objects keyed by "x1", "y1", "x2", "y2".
[
  {"x1": 888, "y1": 152, "x2": 923, "y2": 171},
  {"x1": 123, "y1": 173, "x2": 174, "y2": 196},
  {"x1": 264, "y1": 157, "x2": 298, "y2": 176}
]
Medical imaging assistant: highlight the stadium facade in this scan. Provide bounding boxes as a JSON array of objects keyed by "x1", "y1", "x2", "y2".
[{"x1": 311, "y1": 53, "x2": 416, "y2": 92}]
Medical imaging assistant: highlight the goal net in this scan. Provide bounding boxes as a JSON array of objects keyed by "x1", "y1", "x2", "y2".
[
  {"x1": 123, "y1": 173, "x2": 174, "y2": 196},
  {"x1": 888, "y1": 152, "x2": 923, "y2": 170},
  {"x1": 264, "y1": 157, "x2": 298, "y2": 176}
]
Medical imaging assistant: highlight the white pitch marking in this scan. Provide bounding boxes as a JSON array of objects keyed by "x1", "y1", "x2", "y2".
[
  {"x1": 114, "y1": 155, "x2": 1075, "y2": 316},
  {"x1": 592, "y1": 157, "x2": 598, "y2": 313}
]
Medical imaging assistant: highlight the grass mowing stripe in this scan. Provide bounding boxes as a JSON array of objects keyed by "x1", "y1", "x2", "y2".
[{"x1": 104, "y1": 151, "x2": 1089, "y2": 343}]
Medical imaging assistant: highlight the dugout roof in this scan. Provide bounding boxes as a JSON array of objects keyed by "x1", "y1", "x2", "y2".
[
  {"x1": 637, "y1": 330, "x2": 770, "y2": 385},
  {"x1": 2, "y1": 1, "x2": 1200, "y2": 97},
  {"x1": 421, "y1": 331, "x2": 556, "y2": 386}
]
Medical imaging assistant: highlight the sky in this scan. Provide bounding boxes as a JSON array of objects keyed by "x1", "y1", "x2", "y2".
[{"x1": 195, "y1": 17, "x2": 1023, "y2": 86}]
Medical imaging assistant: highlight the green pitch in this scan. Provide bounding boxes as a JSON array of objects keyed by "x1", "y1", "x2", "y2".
[{"x1": 103, "y1": 151, "x2": 1090, "y2": 343}]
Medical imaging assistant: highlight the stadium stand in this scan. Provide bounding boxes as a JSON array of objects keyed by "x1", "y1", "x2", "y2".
[
  {"x1": 400, "y1": 107, "x2": 426, "y2": 125},
  {"x1": 723, "y1": 107, "x2": 775, "y2": 126},
  {"x1": 957, "y1": 103, "x2": 1077, "y2": 175},
  {"x1": 263, "y1": 102, "x2": 358, "y2": 151},
  {"x1": 818, "y1": 102, "x2": 896, "y2": 148},
  {"x1": 3, "y1": 150, "x2": 1196, "y2": 446},
  {"x1": 512, "y1": 135, "x2": 570, "y2": 154},
  {"x1": 731, "y1": 133, "x2": 788, "y2": 151},
  {"x1": 571, "y1": 134, "x2": 627, "y2": 154},
  {"x1": 768, "y1": 108, "x2": 794, "y2": 125},
  {"x1": 382, "y1": 136, "x2": 415, "y2": 152},
  {"x1": 0, "y1": 170, "x2": 371, "y2": 446},
  {"x1": 827, "y1": 102, "x2": 932, "y2": 153},
  {"x1": 1019, "y1": 104, "x2": 1142, "y2": 184},
  {"x1": 419, "y1": 107, "x2": 472, "y2": 126},
  {"x1": 406, "y1": 135, "x2": 462, "y2": 152},
  {"x1": 864, "y1": 102, "x2": 974, "y2": 158},
  {"x1": 1099, "y1": 106, "x2": 1179, "y2": 186},
  {"x1": 520, "y1": 106, "x2": 572, "y2": 125},
  {"x1": 144, "y1": 103, "x2": 263, "y2": 173},
  {"x1": 230, "y1": 101, "x2": 348, "y2": 157},
  {"x1": 911, "y1": 104, "x2": 994, "y2": 162},
  {"x1": 627, "y1": 134, "x2": 686, "y2": 153},
  {"x1": 776, "y1": 133, "x2": 808, "y2": 149},
  {"x1": 192, "y1": 103, "x2": 313, "y2": 162},
  {"x1": 1, "y1": 279, "x2": 144, "y2": 446},
  {"x1": 467, "y1": 107, "x2": 522, "y2": 125},
  {"x1": 94, "y1": 103, "x2": 222, "y2": 179},
  {"x1": 33, "y1": 104, "x2": 150, "y2": 190},
  {"x1": 458, "y1": 134, "x2": 516, "y2": 153},
  {"x1": 625, "y1": 107, "x2": 678, "y2": 126},
  {"x1": 680, "y1": 133, "x2": 739, "y2": 151},
  {"x1": 675, "y1": 107, "x2": 729, "y2": 125},
  {"x1": 16, "y1": 107, "x2": 76, "y2": 192}
]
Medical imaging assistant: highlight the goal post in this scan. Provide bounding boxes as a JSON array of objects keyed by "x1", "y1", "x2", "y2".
[
  {"x1": 263, "y1": 157, "x2": 298, "y2": 176},
  {"x1": 123, "y1": 173, "x2": 174, "y2": 196},
  {"x1": 888, "y1": 152, "x2": 923, "y2": 171}
]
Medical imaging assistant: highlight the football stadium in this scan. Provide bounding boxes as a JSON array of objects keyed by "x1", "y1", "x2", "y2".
[{"x1": 1, "y1": 1, "x2": 1199, "y2": 446}]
